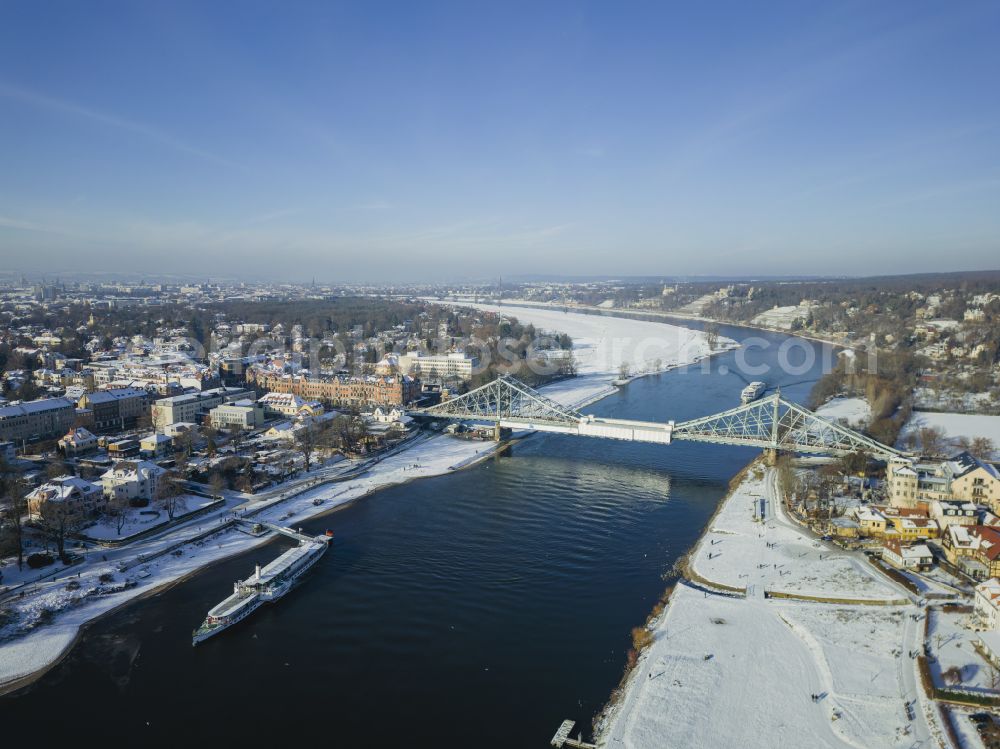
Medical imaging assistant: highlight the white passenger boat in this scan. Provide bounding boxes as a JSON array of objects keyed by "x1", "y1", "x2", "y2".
[
  {"x1": 740, "y1": 381, "x2": 766, "y2": 404},
  {"x1": 192, "y1": 533, "x2": 331, "y2": 645}
]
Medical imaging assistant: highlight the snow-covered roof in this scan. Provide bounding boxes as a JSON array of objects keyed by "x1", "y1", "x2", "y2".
[
  {"x1": 976, "y1": 578, "x2": 1000, "y2": 601},
  {"x1": 101, "y1": 459, "x2": 165, "y2": 481},
  {"x1": 948, "y1": 451, "x2": 1000, "y2": 481},
  {"x1": 60, "y1": 427, "x2": 97, "y2": 443},
  {"x1": 0, "y1": 397, "x2": 74, "y2": 419},
  {"x1": 28, "y1": 475, "x2": 102, "y2": 503}
]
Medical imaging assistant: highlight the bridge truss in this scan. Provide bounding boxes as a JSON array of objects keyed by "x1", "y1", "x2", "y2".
[
  {"x1": 671, "y1": 393, "x2": 901, "y2": 458},
  {"x1": 415, "y1": 376, "x2": 901, "y2": 459},
  {"x1": 421, "y1": 375, "x2": 583, "y2": 426}
]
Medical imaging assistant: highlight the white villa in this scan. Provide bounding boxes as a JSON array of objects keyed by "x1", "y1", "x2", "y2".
[{"x1": 100, "y1": 460, "x2": 166, "y2": 504}]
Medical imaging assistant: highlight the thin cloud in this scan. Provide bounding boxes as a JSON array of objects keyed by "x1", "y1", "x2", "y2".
[
  {"x1": 0, "y1": 81, "x2": 242, "y2": 169},
  {"x1": 243, "y1": 207, "x2": 304, "y2": 226},
  {"x1": 873, "y1": 178, "x2": 1000, "y2": 210},
  {"x1": 0, "y1": 214, "x2": 66, "y2": 234}
]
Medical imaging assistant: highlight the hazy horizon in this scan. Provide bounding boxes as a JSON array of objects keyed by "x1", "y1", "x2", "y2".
[{"x1": 3, "y1": 1, "x2": 1000, "y2": 281}]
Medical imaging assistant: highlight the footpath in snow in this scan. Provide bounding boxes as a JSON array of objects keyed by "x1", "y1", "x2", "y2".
[
  {"x1": 599, "y1": 464, "x2": 944, "y2": 749},
  {"x1": 1, "y1": 305, "x2": 722, "y2": 694}
]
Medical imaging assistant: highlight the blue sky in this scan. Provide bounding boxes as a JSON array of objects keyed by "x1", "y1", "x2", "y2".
[{"x1": 1, "y1": 1, "x2": 999, "y2": 281}]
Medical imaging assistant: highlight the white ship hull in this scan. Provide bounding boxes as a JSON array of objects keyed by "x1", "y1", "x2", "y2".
[{"x1": 193, "y1": 534, "x2": 330, "y2": 645}]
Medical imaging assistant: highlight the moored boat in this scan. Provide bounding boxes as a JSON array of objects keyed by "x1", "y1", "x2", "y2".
[{"x1": 193, "y1": 533, "x2": 331, "y2": 645}]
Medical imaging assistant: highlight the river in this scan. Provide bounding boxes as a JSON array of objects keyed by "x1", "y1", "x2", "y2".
[{"x1": 1, "y1": 323, "x2": 836, "y2": 747}]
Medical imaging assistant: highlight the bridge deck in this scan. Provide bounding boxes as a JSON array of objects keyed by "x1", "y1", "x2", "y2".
[{"x1": 500, "y1": 416, "x2": 673, "y2": 444}]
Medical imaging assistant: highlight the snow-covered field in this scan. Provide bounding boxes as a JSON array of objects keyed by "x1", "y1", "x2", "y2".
[
  {"x1": 1, "y1": 304, "x2": 721, "y2": 694},
  {"x1": 601, "y1": 584, "x2": 930, "y2": 749},
  {"x1": 816, "y1": 396, "x2": 872, "y2": 430},
  {"x1": 900, "y1": 411, "x2": 1000, "y2": 458},
  {"x1": 927, "y1": 607, "x2": 998, "y2": 694},
  {"x1": 81, "y1": 494, "x2": 218, "y2": 541},
  {"x1": 456, "y1": 302, "x2": 735, "y2": 383},
  {"x1": 599, "y1": 465, "x2": 943, "y2": 749},
  {"x1": 689, "y1": 469, "x2": 903, "y2": 602}
]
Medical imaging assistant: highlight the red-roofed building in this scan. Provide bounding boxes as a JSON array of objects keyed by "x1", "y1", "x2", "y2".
[
  {"x1": 881, "y1": 538, "x2": 933, "y2": 571},
  {"x1": 944, "y1": 525, "x2": 1000, "y2": 580}
]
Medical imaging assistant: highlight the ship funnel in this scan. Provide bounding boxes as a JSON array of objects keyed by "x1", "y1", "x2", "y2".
[{"x1": 255, "y1": 563, "x2": 262, "y2": 580}]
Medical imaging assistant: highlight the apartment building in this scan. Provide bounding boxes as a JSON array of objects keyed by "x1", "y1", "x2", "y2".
[
  {"x1": 209, "y1": 399, "x2": 265, "y2": 429},
  {"x1": 258, "y1": 392, "x2": 324, "y2": 418},
  {"x1": 151, "y1": 387, "x2": 255, "y2": 430},
  {"x1": 397, "y1": 352, "x2": 478, "y2": 382},
  {"x1": 887, "y1": 452, "x2": 1000, "y2": 511},
  {"x1": 77, "y1": 387, "x2": 152, "y2": 432},
  {"x1": 0, "y1": 397, "x2": 76, "y2": 443},
  {"x1": 247, "y1": 369, "x2": 420, "y2": 408}
]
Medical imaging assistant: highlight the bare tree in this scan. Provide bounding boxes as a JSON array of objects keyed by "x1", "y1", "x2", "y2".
[
  {"x1": 155, "y1": 469, "x2": 185, "y2": 520},
  {"x1": 988, "y1": 661, "x2": 1000, "y2": 691},
  {"x1": 209, "y1": 471, "x2": 226, "y2": 499},
  {"x1": 332, "y1": 414, "x2": 367, "y2": 454},
  {"x1": 970, "y1": 436, "x2": 996, "y2": 460},
  {"x1": 107, "y1": 491, "x2": 130, "y2": 537},
  {"x1": 942, "y1": 665, "x2": 963, "y2": 686},
  {"x1": 229, "y1": 424, "x2": 245, "y2": 450},
  {"x1": 295, "y1": 421, "x2": 320, "y2": 472},
  {"x1": 839, "y1": 450, "x2": 868, "y2": 478},
  {"x1": 919, "y1": 426, "x2": 947, "y2": 458},
  {"x1": 173, "y1": 430, "x2": 194, "y2": 461},
  {"x1": 45, "y1": 455, "x2": 67, "y2": 480},
  {"x1": 0, "y1": 471, "x2": 28, "y2": 569},
  {"x1": 775, "y1": 454, "x2": 798, "y2": 502},
  {"x1": 619, "y1": 361, "x2": 631, "y2": 380},
  {"x1": 234, "y1": 473, "x2": 254, "y2": 494},
  {"x1": 37, "y1": 498, "x2": 82, "y2": 562},
  {"x1": 705, "y1": 322, "x2": 720, "y2": 350}
]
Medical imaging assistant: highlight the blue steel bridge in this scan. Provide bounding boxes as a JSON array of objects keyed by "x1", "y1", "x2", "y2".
[{"x1": 413, "y1": 375, "x2": 901, "y2": 460}]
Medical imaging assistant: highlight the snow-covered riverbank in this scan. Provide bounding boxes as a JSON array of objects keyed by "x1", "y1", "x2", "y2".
[
  {"x1": 0, "y1": 305, "x2": 722, "y2": 695},
  {"x1": 597, "y1": 464, "x2": 945, "y2": 749},
  {"x1": 446, "y1": 301, "x2": 736, "y2": 412}
]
